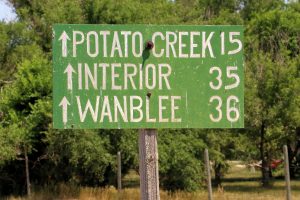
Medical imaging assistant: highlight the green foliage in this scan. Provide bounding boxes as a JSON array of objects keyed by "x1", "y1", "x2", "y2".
[
  {"x1": 0, "y1": 0, "x2": 299, "y2": 194},
  {"x1": 244, "y1": 2, "x2": 300, "y2": 183},
  {"x1": 158, "y1": 129, "x2": 205, "y2": 191},
  {"x1": 246, "y1": 6, "x2": 300, "y2": 58},
  {"x1": 0, "y1": 49, "x2": 53, "y2": 193},
  {"x1": 45, "y1": 129, "x2": 114, "y2": 186},
  {"x1": 240, "y1": 0, "x2": 284, "y2": 21},
  {"x1": 99, "y1": 129, "x2": 139, "y2": 175},
  {"x1": 0, "y1": 22, "x2": 38, "y2": 82},
  {"x1": 198, "y1": 0, "x2": 238, "y2": 19},
  {"x1": 1, "y1": 51, "x2": 51, "y2": 125},
  {"x1": 0, "y1": 124, "x2": 24, "y2": 164},
  {"x1": 9, "y1": 0, "x2": 85, "y2": 50},
  {"x1": 83, "y1": 0, "x2": 181, "y2": 24}
]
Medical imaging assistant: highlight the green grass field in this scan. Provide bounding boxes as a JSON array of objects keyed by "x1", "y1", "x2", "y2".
[{"x1": 6, "y1": 161, "x2": 300, "y2": 200}]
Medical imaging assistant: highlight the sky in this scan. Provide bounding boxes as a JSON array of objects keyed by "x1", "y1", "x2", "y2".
[{"x1": 0, "y1": 0, "x2": 17, "y2": 22}]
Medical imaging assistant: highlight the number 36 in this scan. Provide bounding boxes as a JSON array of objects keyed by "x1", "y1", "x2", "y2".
[{"x1": 209, "y1": 95, "x2": 240, "y2": 122}]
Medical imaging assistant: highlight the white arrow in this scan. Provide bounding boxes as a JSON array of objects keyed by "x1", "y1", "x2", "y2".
[
  {"x1": 64, "y1": 63, "x2": 76, "y2": 90},
  {"x1": 59, "y1": 31, "x2": 70, "y2": 57},
  {"x1": 59, "y1": 96, "x2": 70, "y2": 125}
]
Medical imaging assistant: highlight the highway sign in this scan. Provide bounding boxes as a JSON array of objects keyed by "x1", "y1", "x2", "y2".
[{"x1": 53, "y1": 24, "x2": 244, "y2": 129}]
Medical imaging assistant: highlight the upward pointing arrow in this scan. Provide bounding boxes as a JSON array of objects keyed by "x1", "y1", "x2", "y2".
[
  {"x1": 59, "y1": 31, "x2": 70, "y2": 57},
  {"x1": 59, "y1": 96, "x2": 70, "y2": 125},
  {"x1": 64, "y1": 63, "x2": 76, "y2": 90}
]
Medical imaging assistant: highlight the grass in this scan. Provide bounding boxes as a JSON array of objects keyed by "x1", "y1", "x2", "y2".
[
  {"x1": 6, "y1": 184, "x2": 300, "y2": 200},
  {"x1": 225, "y1": 160, "x2": 261, "y2": 179},
  {"x1": 5, "y1": 161, "x2": 300, "y2": 200}
]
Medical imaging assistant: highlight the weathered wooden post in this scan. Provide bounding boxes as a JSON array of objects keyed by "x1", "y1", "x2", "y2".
[
  {"x1": 117, "y1": 151, "x2": 122, "y2": 192},
  {"x1": 204, "y1": 149, "x2": 213, "y2": 200},
  {"x1": 283, "y1": 145, "x2": 292, "y2": 200},
  {"x1": 139, "y1": 129, "x2": 160, "y2": 200}
]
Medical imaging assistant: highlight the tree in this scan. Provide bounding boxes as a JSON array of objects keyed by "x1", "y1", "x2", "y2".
[
  {"x1": 245, "y1": 4, "x2": 300, "y2": 185},
  {"x1": 44, "y1": 129, "x2": 115, "y2": 186},
  {"x1": 0, "y1": 49, "x2": 52, "y2": 195},
  {"x1": 198, "y1": 130, "x2": 254, "y2": 187},
  {"x1": 0, "y1": 22, "x2": 38, "y2": 83},
  {"x1": 158, "y1": 129, "x2": 205, "y2": 191},
  {"x1": 1, "y1": 0, "x2": 299, "y2": 195},
  {"x1": 9, "y1": 0, "x2": 85, "y2": 51}
]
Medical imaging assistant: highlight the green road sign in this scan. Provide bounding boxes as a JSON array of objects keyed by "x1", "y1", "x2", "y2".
[{"x1": 53, "y1": 24, "x2": 244, "y2": 129}]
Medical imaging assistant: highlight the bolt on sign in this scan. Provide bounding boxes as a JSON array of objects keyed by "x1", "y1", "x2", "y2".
[{"x1": 53, "y1": 24, "x2": 244, "y2": 129}]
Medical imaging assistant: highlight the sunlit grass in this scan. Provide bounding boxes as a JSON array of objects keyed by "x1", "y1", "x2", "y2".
[
  {"x1": 6, "y1": 161, "x2": 300, "y2": 200},
  {"x1": 6, "y1": 183, "x2": 300, "y2": 200}
]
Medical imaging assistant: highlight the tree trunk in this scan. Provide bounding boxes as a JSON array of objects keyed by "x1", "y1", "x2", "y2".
[
  {"x1": 288, "y1": 127, "x2": 300, "y2": 179},
  {"x1": 260, "y1": 122, "x2": 270, "y2": 187},
  {"x1": 261, "y1": 157, "x2": 270, "y2": 187},
  {"x1": 25, "y1": 147, "x2": 31, "y2": 196},
  {"x1": 287, "y1": 142, "x2": 295, "y2": 179},
  {"x1": 214, "y1": 163, "x2": 222, "y2": 187}
]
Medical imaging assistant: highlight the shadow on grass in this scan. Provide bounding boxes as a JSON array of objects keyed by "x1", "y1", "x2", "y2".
[
  {"x1": 220, "y1": 178, "x2": 300, "y2": 193},
  {"x1": 123, "y1": 179, "x2": 139, "y2": 188},
  {"x1": 223, "y1": 184, "x2": 300, "y2": 192},
  {"x1": 222, "y1": 177, "x2": 261, "y2": 182}
]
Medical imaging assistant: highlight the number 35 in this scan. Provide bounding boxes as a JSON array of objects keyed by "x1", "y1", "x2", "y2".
[{"x1": 209, "y1": 66, "x2": 240, "y2": 90}]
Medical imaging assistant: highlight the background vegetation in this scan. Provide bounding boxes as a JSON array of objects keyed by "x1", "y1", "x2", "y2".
[{"x1": 0, "y1": 0, "x2": 299, "y2": 197}]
